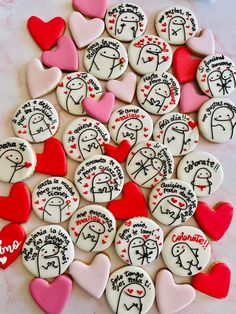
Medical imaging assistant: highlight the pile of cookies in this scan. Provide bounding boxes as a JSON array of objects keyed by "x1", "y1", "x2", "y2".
[{"x1": 0, "y1": 1, "x2": 234, "y2": 314}]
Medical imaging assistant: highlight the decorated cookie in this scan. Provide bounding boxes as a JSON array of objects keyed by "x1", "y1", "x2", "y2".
[
  {"x1": 12, "y1": 99, "x2": 59, "y2": 143},
  {"x1": 56, "y1": 72, "x2": 102, "y2": 115},
  {"x1": 128, "y1": 34, "x2": 172, "y2": 75},
  {"x1": 137, "y1": 71, "x2": 180, "y2": 115},
  {"x1": 177, "y1": 151, "x2": 224, "y2": 197},
  {"x1": 153, "y1": 112, "x2": 199, "y2": 156},
  {"x1": 74, "y1": 155, "x2": 124, "y2": 202},
  {"x1": 197, "y1": 54, "x2": 236, "y2": 97},
  {"x1": 108, "y1": 105, "x2": 153, "y2": 146},
  {"x1": 115, "y1": 217, "x2": 163, "y2": 266},
  {"x1": 69, "y1": 205, "x2": 116, "y2": 252},
  {"x1": 149, "y1": 179, "x2": 198, "y2": 226},
  {"x1": 0, "y1": 137, "x2": 36, "y2": 183},
  {"x1": 162, "y1": 226, "x2": 211, "y2": 276},
  {"x1": 22, "y1": 225, "x2": 74, "y2": 278},
  {"x1": 63, "y1": 117, "x2": 110, "y2": 161},
  {"x1": 126, "y1": 141, "x2": 174, "y2": 188},
  {"x1": 105, "y1": 3, "x2": 147, "y2": 42},
  {"x1": 155, "y1": 6, "x2": 198, "y2": 45},
  {"x1": 198, "y1": 98, "x2": 236, "y2": 143},
  {"x1": 106, "y1": 266, "x2": 155, "y2": 314},
  {"x1": 32, "y1": 177, "x2": 80, "y2": 223},
  {"x1": 84, "y1": 37, "x2": 128, "y2": 80}
]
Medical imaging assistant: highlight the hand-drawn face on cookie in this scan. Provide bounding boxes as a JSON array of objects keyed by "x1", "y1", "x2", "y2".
[
  {"x1": 153, "y1": 113, "x2": 199, "y2": 156},
  {"x1": 57, "y1": 72, "x2": 102, "y2": 115},
  {"x1": 22, "y1": 225, "x2": 74, "y2": 278},
  {"x1": 155, "y1": 6, "x2": 198, "y2": 45},
  {"x1": 69, "y1": 205, "x2": 116, "y2": 252},
  {"x1": 198, "y1": 98, "x2": 236, "y2": 143},
  {"x1": 12, "y1": 99, "x2": 59, "y2": 142},
  {"x1": 197, "y1": 54, "x2": 236, "y2": 97},
  {"x1": 106, "y1": 266, "x2": 155, "y2": 314},
  {"x1": 63, "y1": 117, "x2": 110, "y2": 162},
  {"x1": 162, "y1": 226, "x2": 211, "y2": 277},
  {"x1": 128, "y1": 35, "x2": 172, "y2": 75},
  {"x1": 108, "y1": 105, "x2": 153, "y2": 146},
  {"x1": 84, "y1": 38, "x2": 128, "y2": 80}
]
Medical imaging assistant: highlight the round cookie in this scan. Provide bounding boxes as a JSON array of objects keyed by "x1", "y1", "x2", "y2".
[
  {"x1": 74, "y1": 155, "x2": 124, "y2": 202},
  {"x1": 22, "y1": 225, "x2": 74, "y2": 278},
  {"x1": 197, "y1": 54, "x2": 236, "y2": 97},
  {"x1": 105, "y1": 2, "x2": 147, "y2": 42},
  {"x1": 198, "y1": 98, "x2": 236, "y2": 143},
  {"x1": 106, "y1": 266, "x2": 155, "y2": 314},
  {"x1": 115, "y1": 217, "x2": 163, "y2": 266},
  {"x1": 126, "y1": 141, "x2": 174, "y2": 188},
  {"x1": 149, "y1": 179, "x2": 198, "y2": 226},
  {"x1": 153, "y1": 113, "x2": 199, "y2": 156},
  {"x1": 137, "y1": 71, "x2": 180, "y2": 115},
  {"x1": 128, "y1": 34, "x2": 172, "y2": 75},
  {"x1": 63, "y1": 117, "x2": 110, "y2": 161},
  {"x1": 84, "y1": 37, "x2": 128, "y2": 80},
  {"x1": 56, "y1": 72, "x2": 102, "y2": 115},
  {"x1": 12, "y1": 99, "x2": 59, "y2": 143},
  {"x1": 69, "y1": 205, "x2": 116, "y2": 252},
  {"x1": 162, "y1": 226, "x2": 211, "y2": 276},
  {"x1": 108, "y1": 105, "x2": 153, "y2": 146},
  {"x1": 177, "y1": 151, "x2": 223, "y2": 197},
  {"x1": 155, "y1": 6, "x2": 198, "y2": 45},
  {"x1": 32, "y1": 177, "x2": 80, "y2": 223},
  {"x1": 0, "y1": 137, "x2": 36, "y2": 183}
]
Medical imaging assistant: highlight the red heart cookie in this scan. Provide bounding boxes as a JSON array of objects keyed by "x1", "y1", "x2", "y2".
[
  {"x1": 194, "y1": 202, "x2": 233, "y2": 241},
  {"x1": 0, "y1": 223, "x2": 26, "y2": 269},
  {"x1": 35, "y1": 138, "x2": 67, "y2": 176},
  {"x1": 192, "y1": 262, "x2": 231, "y2": 299},
  {"x1": 173, "y1": 47, "x2": 202, "y2": 84},
  {"x1": 27, "y1": 16, "x2": 66, "y2": 51},
  {"x1": 0, "y1": 183, "x2": 31, "y2": 223},
  {"x1": 107, "y1": 182, "x2": 148, "y2": 220},
  {"x1": 104, "y1": 140, "x2": 131, "y2": 163}
]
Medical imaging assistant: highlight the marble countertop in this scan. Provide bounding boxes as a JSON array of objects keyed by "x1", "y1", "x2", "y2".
[{"x1": 0, "y1": 0, "x2": 235, "y2": 313}]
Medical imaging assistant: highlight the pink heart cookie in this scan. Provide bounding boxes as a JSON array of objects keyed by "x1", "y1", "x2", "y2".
[
  {"x1": 69, "y1": 12, "x2": 104, "y2": 49},
  {"x1": 180, "y1": 82, "x2": 209, "y2": 113},
  {"x1": 27, "y1": 58, "x2": 62, "y2": 98},
  {"x1": 186, "y1": 28, "x2": 215, "y2": 57},
  {"x1": 82, "y1": 92, "x2": 115, "y2": 123},
  {"x1": 156, "y1": 269, "x2": 196, "y2": 314},
  {"x1": 69, "y1": 254, "x2": 111, "y2": 299},
  {"x1": 106, "y1": 72, "x2": 137, "y2": 103},
  {"x1": 41, "y1": 35, "x2": 78, "y2": 72},
  {"x1": 72, "y1": 0, "x2": 108, "y2": 19},
  {"x1": 29, "y1": 275, "x2": 72, "y2": 314}
]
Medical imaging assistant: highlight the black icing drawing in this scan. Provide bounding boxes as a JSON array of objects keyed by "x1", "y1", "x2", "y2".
[
  {"x1": 28, "y1": 113, "x2": 52, "y2": 142},
  {"x1": 137, "y1": 44, "x2": 167, "y2": 71},
  {"x1": 142, "y1": 82, "x2": 171, "y2": 113},
  {"x1": 168, "y1": 16, "x2": 186, "y2": 42},
  {"x1": 76, "y1": 221, "x2": 105, "y2": 252},
  {"x1": 0, "y1": 149, "x2": 26, "y2": 183},
  {"x1": 210, "y1": 106, "x2": 236, "y2": 140},
  {"x1": 191, "y1": 167, "x2": 212, "y2": 194},
  {"x1": 116, "y1": 118, "x2": 143, "y2": 145},
  {"x1": 37, "y1": 243, "x2": 61, "y2": 278},
  {"x1": 207, "y1": 69, "x2": 236, "y2": 96},
  {"x1": 90, "y1": 172, "x2": 114, "y2": 202},
  {"x1": 171, "y1": 242, "x2": 202, "y2": 275},
  {"x1": 128, "y1": 237, "x2": 159, "y2": 265},
  {"x1": 115, "y1": 11, "x2": 141, "y2": 38},
  {"x1": 66, "y1": 77, "x2": 87, "y2": 113},
  {"x1": 43, "y1": 197, "x2": 70, "y2": 222},
  {"x1": 78, "y1": 128, "x2": 103, "y2": 159}
]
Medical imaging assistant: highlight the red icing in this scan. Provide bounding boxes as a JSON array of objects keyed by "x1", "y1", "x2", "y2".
[{"x1": 104, "y1": 140, "x2": 131, "y2": 163}]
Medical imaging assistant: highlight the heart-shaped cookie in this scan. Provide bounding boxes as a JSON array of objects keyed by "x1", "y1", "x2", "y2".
[
  {"x1": 180, "y1": 82, "x2": 209, "y2": 113},
  {"x1": 104, "y1": 140, "x2": 131, "y2": 163},
  {"x1": 72, "y1": 0, "x2": 108, "y2": 19},
  {"x1": 186, "y1": 28, "x2": 215, "y2": 57}
]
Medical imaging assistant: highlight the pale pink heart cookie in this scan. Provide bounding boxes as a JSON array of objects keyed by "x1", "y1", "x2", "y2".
[
  {"x1": 180, "y1": 82, "x2": 209, "y2": 113},
  {"x1": 69, "y1": 12, "x2": 104, "y2": 49},
  {"x1": 69, "y1": 254, "x2": 111, "y2": 299},
  {"x1": 41, "y1": 35, "x2": 79, "y2": 72},
  {"x1": 27, "y1": 58, "x2": 62, "y2": 98},
  {"x1": 186, "y1": 28, "x2": 215, "y2": 57},
  {"x1": 156, "y1": 269, "x2": 196, "y2": 314},
  {"x1": 72, "y1": 0, "x2": 108, "y2": 19},
  {"x1": 29, "y1": 275, "x2": 72, "y2": 314},
  {"x1": 106, "y1": 72, "x2": 137, "y2": 103},
  {"x1": 82, "y1": 92, "x2": 115, "y2": 123}
]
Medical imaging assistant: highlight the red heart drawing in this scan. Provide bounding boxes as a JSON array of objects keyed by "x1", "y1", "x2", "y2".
[
  {"x1": 128, "y1": 289, "x2": 133, "y2": 294},
  {"x1": 0, "y1": 223, "x2": 26, "y2": 269},
  {"x1": 107, "y1": 182, "x2": 148, "y2": 220},
  {"x1": 137, "y1": 290, "x2": 143, "y2": 295},
  {"x1": 188, "y1": 121, "x2": 198, "y2": 129},
  {"x1": 24, "y1": 162, "x2": 32, "y2": 168},
  {"x1": 104, "y1": 140, "x2": 131, "y2": 163},
  {"x1": 171, "y1": 198, "x2": 177, "y2": 204},
  {"x1": 35, "y1": 138, "x2": 67, "y2": 176},
  {"x1": 194, "y1": 202, "x2": 233, "y2": 241},
  {"x1": 0, "y1": 183, "x2": 31, "y2": 223},
  {"x1": 143, "y1": 235, "x2": 150, "y2": 240}
]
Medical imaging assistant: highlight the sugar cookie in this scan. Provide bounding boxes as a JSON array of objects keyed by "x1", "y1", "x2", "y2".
[{"x1": 69, "y1": 205, "x2": 116, "y2": 252}]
